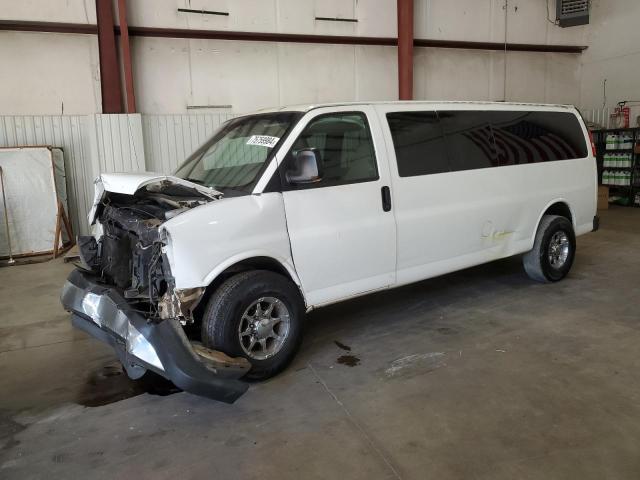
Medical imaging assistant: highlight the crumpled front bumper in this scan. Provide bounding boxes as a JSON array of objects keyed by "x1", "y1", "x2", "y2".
[{"x1": 61, "y1": 269, "x2": 250, "y2": 403}]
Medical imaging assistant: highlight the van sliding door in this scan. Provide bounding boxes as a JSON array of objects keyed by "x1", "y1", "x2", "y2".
[{"x1": 380, "y1": 107, "x2": 517, "y2": 284}]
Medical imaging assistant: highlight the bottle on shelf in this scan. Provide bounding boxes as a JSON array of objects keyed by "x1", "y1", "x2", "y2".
[{"x1": 606, "y1": 134, "x2": 617, "y2": 150}]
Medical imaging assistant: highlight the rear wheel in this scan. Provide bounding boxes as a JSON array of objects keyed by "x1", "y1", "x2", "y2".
[
  {"x1": 523, "y1": 215, "x2": 576, "y2": 283},
  {"x1": 201, "y1": 270, "x2": 305, "y2": 380}
]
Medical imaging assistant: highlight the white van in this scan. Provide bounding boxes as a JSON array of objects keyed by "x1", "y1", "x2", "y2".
[{"x1": 62, "y1": 101, "x2": 598, "y2": 402}]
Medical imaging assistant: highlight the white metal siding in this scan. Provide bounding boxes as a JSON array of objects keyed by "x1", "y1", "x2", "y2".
[
  {"x1": 142, "y1": 113, "x2": 233, "y2": 173},
  {"x1": 88, "y1": 114, "x2": 146, "y2": 174},
  {"x1": 0, "y1": 113, "x2": 233, "y2": 236},
  {"x1": 0, "y1": 114, "x2": 144, "y2": 235},
  {"x1": 0, "y1": 115, "x2": 91, "y2": 237}
]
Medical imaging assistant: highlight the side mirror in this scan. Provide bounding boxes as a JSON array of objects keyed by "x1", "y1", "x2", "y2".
[{"x1": 286, "y1": 148, "x2": 323, "y2": 184}]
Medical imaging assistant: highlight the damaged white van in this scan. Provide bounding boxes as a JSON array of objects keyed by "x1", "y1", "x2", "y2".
[{"x1": 61, "y1": 101, "x2": 598, "y2": 402}]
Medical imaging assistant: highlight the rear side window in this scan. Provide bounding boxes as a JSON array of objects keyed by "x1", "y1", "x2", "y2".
[
  {"x1": 438, "y1": 111, "x2": 499, "y2": 171},
  {"x1": 487, "y1": 111, "x2": 588, "y2": 165},
  {"x1": 386, "y1": 109, "x2": 588, "y2": 177},
  {"x1": 386, "y1": 112, "x2": 449, "y2": 177}
]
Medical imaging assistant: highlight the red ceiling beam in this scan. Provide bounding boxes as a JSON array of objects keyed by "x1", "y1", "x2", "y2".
[
  {"x1": 397, "y1": 0, "x2": 414, "y2": 100},
  {"x1": 118, "y1": 25, "x2": 398, "y2": 46},
  {"x1": 116, "y1": 26, "x2": 587, "y2": 54},
  {"x1": 0, "y1": 20, "x2": 587, "y2": 54},
  {"x1": 413, "y1": 38, "x2": 586, "y2": 53},
  {"x1": 0, "y1": 20, "x2": 97, "y2": 34},
  {"x1": 117, "y1": 0, "x2": 136, "y2": 113},
  {"x1": 95, "y1": 0, "x2": 123, "y2": 113}
]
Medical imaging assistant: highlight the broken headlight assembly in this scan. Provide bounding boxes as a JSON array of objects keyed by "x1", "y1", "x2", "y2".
[{"x1": 156, "y1": 228, "x2": 205, "y2": 324}]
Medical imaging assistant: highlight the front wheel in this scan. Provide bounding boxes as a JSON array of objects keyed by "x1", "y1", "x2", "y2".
[
  {"x1": 523, "y1": 215, "x2": 576, "y2": 283},
  {"x1": 201, "y1": 270, "x2": 305, "y2": 380}
]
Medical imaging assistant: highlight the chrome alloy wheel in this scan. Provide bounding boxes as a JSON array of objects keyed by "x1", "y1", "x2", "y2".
[
  {"x1": 238, "y1": 297, "x2": 291, "y2": 360},
  {"x1": 548, "y1": 231, "x2": 570, "y2": 268}
]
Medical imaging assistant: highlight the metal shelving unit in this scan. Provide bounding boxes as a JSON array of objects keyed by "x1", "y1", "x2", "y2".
[{"x1": 592, "y1": 127, "x2": 640, "y2": 207}]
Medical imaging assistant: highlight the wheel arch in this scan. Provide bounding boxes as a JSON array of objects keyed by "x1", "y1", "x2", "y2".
[
  {"x1": 529, "y1": 200, "x2": 575, "y2": 247},
  {"x1": 194, "y1": 254, "x2": 307, "y2": 322}
]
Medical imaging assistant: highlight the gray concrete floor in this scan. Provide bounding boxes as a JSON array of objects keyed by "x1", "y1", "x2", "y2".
[{"x1": 1, "y1": 206, "x2": 639, "y2": 479}]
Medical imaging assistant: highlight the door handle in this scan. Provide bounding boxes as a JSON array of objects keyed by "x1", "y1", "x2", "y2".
[{"x1": 381, "y1": 186, "x2": 392, "y2": 212}]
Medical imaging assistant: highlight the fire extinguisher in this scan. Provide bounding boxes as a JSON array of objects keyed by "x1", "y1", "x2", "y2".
[
  {"x1": 613, "y1": 103, "x2": 632, "y2": 128},
  {"x1": 622, "y1": 106, "x2": 630, "y2": 128}
]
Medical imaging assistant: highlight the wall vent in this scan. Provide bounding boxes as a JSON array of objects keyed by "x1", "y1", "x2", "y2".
[{"x1": 556, "y1": 0, "x2": 589, "y2": 27}]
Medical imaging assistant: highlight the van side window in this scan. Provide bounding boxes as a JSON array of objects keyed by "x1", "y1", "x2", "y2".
[
  {"x1": 438, "y1": 111, "x2": 499, "y2": 171},
  {"x1": 386, "y1": 112, "x2": 450, "y2": 177},
  {"x1": 286, "y1": 112, "x2": 378, "y2": 188},
  {"x1": 487, "y1": 111, "x2": 588, "y2": 165}
]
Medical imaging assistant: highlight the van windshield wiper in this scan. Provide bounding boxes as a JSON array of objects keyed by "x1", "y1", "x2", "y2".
[
  {"x1": 182, "y1": 178, "x2": 224, "y2": 197},
  {"x1": 184, "y1": 177, "x2": 205, "y2": 185}
]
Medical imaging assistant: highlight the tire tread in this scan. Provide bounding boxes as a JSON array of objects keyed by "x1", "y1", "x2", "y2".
[
  {"x1": 201, "y1": 270, "x2": 304, "y2": 380},
  {"x1": 523, "y1": 214, "x2": 575, "y2": 283}
]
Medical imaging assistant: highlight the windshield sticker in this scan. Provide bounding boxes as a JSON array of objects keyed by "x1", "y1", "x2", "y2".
[{"x1": 246, "y1": 135, "x2": 280, "y2": 148}]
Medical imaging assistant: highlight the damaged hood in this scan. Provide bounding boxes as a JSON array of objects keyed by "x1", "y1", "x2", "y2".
[
  {"x1": 89, "y1": 172, "x2": 222, "y2": 224},
  {"x1": 99, "y1": 172, "x2": 220, "y2": 197}
]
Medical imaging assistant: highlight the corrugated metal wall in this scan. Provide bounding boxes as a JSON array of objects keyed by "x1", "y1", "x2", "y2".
[
  {"x1": 0, "y1": 115, "x2": 91, "y2": 236},
  {"x1": 88, "y1": 115, "x2": 146, "y2": 174},
  {"x1": 0, "y1": 114, "x2": 145, "y2": 235},
  {"x1": 0, "y1": 113, "x2": 231, "y2": 236},
  {"x1": 142, "y1": 113, "x2": 233, "y2": 173}
]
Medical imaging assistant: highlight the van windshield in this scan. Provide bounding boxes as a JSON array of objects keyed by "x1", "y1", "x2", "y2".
[{"x1": 174, "y1": 112, "x2": 301, "y2": 194}]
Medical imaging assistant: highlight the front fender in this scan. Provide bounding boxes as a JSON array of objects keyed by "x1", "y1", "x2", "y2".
[
  {"x1": 201, "y1": 251, "x2": 302, "y2": 290},
  {"x1": 160, "y1": 193, "x2": 296, "y2": 290}
]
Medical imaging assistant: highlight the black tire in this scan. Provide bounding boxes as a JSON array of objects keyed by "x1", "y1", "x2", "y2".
[
  {"x1": 523, "y1": 215, "x2": 576, "y2": 283},
  {"x1": 201, "y1": 270, "x2": 305, "y2": 380}
]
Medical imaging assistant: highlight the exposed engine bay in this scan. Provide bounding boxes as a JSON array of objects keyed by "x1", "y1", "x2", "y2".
[{"x1": 78, "y1": 181, "x2": 217, "y2": 322}]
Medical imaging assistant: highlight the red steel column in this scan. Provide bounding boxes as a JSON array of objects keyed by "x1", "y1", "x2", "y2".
[
  {"x1": 117, "y1": 0, "x2": 136, "y2": 113},
  {"x1": 397, "y1": 0, "x2": 414, "y2": 100},
  {"x1": 96, "y1": 0, "x2": 123, "y2": 113}
]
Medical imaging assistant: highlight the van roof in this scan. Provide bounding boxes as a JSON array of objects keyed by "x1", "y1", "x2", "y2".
[{"x1": 255, "y1": 100, "x2": 577, "y2": 114}]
